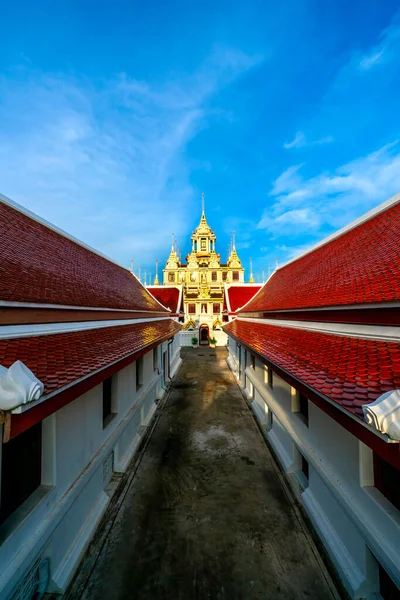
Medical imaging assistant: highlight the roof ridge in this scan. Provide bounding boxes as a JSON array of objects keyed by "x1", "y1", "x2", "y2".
[
  {"x1": 0, "y1": 191, "x2": 130, "y2": 273},
  {"x1": 276, "y1": 192, "x2": 400, "y2": 273}
]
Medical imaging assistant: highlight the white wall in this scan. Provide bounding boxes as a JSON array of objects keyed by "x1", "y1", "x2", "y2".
[
  {"x1": 179, "y1": 330, "x2": 227, "y2": 347},
  {"x1": 226, "y1": 340, "x2": 400, "y2": 600},
  {"x1": 0, "y1": 338, "x2": 182, "y2": 598}
]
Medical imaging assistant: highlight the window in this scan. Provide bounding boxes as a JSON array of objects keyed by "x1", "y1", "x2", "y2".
[
  {"x1": 136, "y1": 356, "x2": 144, "y2": 391},
  {"x1": 188, "y1": 303, "x2": 196, "y2": 314},
  {"x1": 153, "y1": 347, "x2": 158, "y2": 371},
  {"x1": 250, "y1": 355, "x2": 255, "y2": 370},
  {"x1": 190, "y1": 272, "x2": 196, "y2": 282},
  {"x1": 213, "y1": 303, "x2": 220, "y2": 314},
  {"x1": 212, "y1": 271, "x2": 217, "y2": 281},
  {"x1": 168, "y1": 272, "x2": 175, "y2": 282},
  {"x1": 374, "y1": 454, "x2": 400, "y2": 511},
  {"x1": 201, "y1": 303, "x2": 207, "y2": 313},
  {"x1": 103, "y1": 377, "x2": 115, "y2": 427},
  {"x1": 0, "y1": 422, "x2": 42, "y2": 525},
  {"x1": 299, "y1": 394, "x2": 309, "y2": 426},
  {"x1": 301, "y1": 454, "x2": 309, "y2": 481},
  {"x1": 379, "y1": 563, "x2": 400, "y2": 600},
  {"x1": 222, "y1": 272, "x2": 228, "y2": 281},
  {"x1": 233, "y1": 271, "x2": 239, "y2": 281},
  {"x1": 201, "y1": 239, "x2": 206, "y2": 251},
  {"x1": 265, "y1": 366, "x2": 273, "y2": 388}
]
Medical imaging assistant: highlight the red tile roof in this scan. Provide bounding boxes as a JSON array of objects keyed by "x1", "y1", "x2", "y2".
[
  {"x1": 224, "y1": 319, "x2": 400, "y2": 419},
  {"x1": 226, "y1": 285, "x2": 262, "y2": 313},
  {"x1": 0, "y1": 319, "x2": 180, "y2": 396},
  {"x1": 0, "y1": 200, "x2": 166, "y2": 312},
  {"x1": 147, "y1": 286, "x2": 182, "y2": 313},
  {"x1": 242, "y1": 201, "x2": 400, "y2": 313}
]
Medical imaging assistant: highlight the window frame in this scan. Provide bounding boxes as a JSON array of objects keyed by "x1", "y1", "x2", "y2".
[
  {"x1": 136, "y1": 356, "x2": 144, "y2": 392},
  {"x1": 0, "y1": 422, "x2": 42, "y2": 526},
  {"x1": 232, "y1": 271, "x2": 239, "y2": 281},
  {"x1": 188, "y1": 303, "x2": 196, "y2": 315},
  {"x1": 373, "y1": 453, "x2": 400, "y2": 511},
  {"x1": 153, "y1": 347, "x2": 158, "y2": 372},
  {"x1": 103, "y1": 377, "x2": 116, "y2": 428}
]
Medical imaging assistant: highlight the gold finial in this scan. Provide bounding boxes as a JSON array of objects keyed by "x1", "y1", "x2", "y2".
[
  {"x1": 201, "y1": 192, "x2": 205, "y2": 214},
  {"x1": 154, "y1": 259, "x2": 159, "y2": 285}
]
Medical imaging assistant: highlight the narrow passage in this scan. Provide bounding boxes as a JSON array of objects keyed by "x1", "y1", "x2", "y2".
[{"x1": 79, "y1": 348, "x2": 339, "y2": 600}]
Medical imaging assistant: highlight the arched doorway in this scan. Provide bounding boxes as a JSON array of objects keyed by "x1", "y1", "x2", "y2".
[{"x1": 199, "y1": 325, "x2": 209, "y2": 345}]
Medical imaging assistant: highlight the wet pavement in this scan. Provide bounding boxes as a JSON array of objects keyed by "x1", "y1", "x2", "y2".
[{"x1": 77, "y1": 347, "x2": 339, "y2": 600}]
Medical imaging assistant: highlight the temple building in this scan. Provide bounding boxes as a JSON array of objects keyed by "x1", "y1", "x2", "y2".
[{"x1": 148, "y1": 194, "x2": 260, "y2": 344}]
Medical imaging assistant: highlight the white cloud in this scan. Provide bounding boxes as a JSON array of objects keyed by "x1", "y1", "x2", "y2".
[
  {"x1": 359, "y1": 49, "x2": 385, "y2": 70},
  {"x1": 258, "y1": 207, "x2": 320, "y2": 233},
  {"x1": 283, "y1": 130, "x2": 333, "y2": 150},
  {"x1": 284, "y1": 131, "x2": 306, "y2": 149},
  {"x1": 0, "y1": 47, "x2": 263, "y2": 267},
  {"x1": 358, "y1": 19, "x2": 400, "y2": 71},
  {"x1": 259, "y1": 140, "x2": 400, "y2": 239}
]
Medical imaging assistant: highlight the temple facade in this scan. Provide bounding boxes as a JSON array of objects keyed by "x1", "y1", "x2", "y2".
[{"x1": 159, "y1": 196, "x2": 248, "y2": 340}]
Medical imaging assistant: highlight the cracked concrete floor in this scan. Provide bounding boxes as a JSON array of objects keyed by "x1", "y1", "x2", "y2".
[{"x1": 78, "y1": 348, "x2": 340, "y2": 600}]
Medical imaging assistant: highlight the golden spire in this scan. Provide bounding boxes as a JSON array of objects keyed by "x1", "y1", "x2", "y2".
[
  {"x1": 249, "y1": 257, "x2": 254, "y2": 283},
  {"x1": 197, "y1": 193, "x2": 211, "y2": 231},
  {"x1": 154, "y1": 259, "x2": 159, "y2": 285}
]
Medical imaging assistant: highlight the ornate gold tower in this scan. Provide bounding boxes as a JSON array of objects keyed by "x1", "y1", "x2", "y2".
[{"x1": 163, "y1": 194, "x2": 245, "y2": 329}]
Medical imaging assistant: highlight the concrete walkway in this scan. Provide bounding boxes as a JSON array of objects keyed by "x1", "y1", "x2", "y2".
[{"x1": 78, "y1": 348, "x2": 339, "y2": 600}]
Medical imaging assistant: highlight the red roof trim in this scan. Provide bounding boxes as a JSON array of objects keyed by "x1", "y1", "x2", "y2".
[
  {"x1": 147, "y1": 286, "x2": 182, "y2": 314},
  {"x1": 224, "y1": 319, "x2": 400, "y2": 419},
  {"x1": 225, "y1": 285, "x2": 262, "y2": 313},
  {"x1": 242, "y1": 201, "x2": 400, "y2": 312},
  {"x1": 226, "y1": 325, "x2": 400, "y2": 469},
  {"x1": 6, "y1": 319, "x2": 180, "y2": 440},
  {"x1": 0, "y1": 200, "x2": 167, "y2": 313}
]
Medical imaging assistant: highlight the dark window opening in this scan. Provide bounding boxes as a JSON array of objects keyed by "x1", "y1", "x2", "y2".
[
  {"x1": 136, "y1": 356, "x2": 144, "y2": 391},
  {"x1": 201, "y1": 303, "x2": 207, "y2": 313},
  {"x1": 213, "y1": 303, "x2": 220, "y2": 314},
  {"x1": 222, "y1": 272, "x2": 228, "y2": 281},
  {"x1": 212, "y1": 271, "x2": 217, "y2": 281},
  {"x1": 153, "y1": 347, "x2": 158, "y2": 371},
  {"x1": 379, "y1": 563, "x2": 400, "y2": 600},
  {"x1": 299, "y1": 394, "x2": 309, "y2": 426},
  {"x1": 168, "y1": 272, "x2": 175, "y2": 282},
  {"x1": 374, "y1": 454, "x2": 400, "y2": 511},
  {"x1": 232, "y1": 271, "x2": 239, "y2": 281},
  {"x1": 103, "y1": 377, "x2": 114, "y2": 427},
  {"x1": 268, "y1": 367, "x2": 273, "y2": 388},
  {"x1": 251, "y1": 355, "x2": 255, "y2": 370},
  {"x1": 301, "y1": 454, "x2": 309, "y2": 480},
  {"x1": 0, "y1": 422, "x2": 42, "y2": 525},
  {"x1": 188, "y1": 303, "x2": 196, "y2": 314}
]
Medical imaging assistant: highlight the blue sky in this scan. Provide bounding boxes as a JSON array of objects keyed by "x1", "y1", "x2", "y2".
[{"x1": 1, "y1": 1, "x2": 400, "y2": 283}]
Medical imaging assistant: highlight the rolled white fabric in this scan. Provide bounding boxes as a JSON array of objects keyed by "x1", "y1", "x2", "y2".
[
  {"x1": 0, "y1": 360, "x2": 44, "y2": 411},
  {"x1": 363, "y1": 390, "x2": 400, "y2": 441}
]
